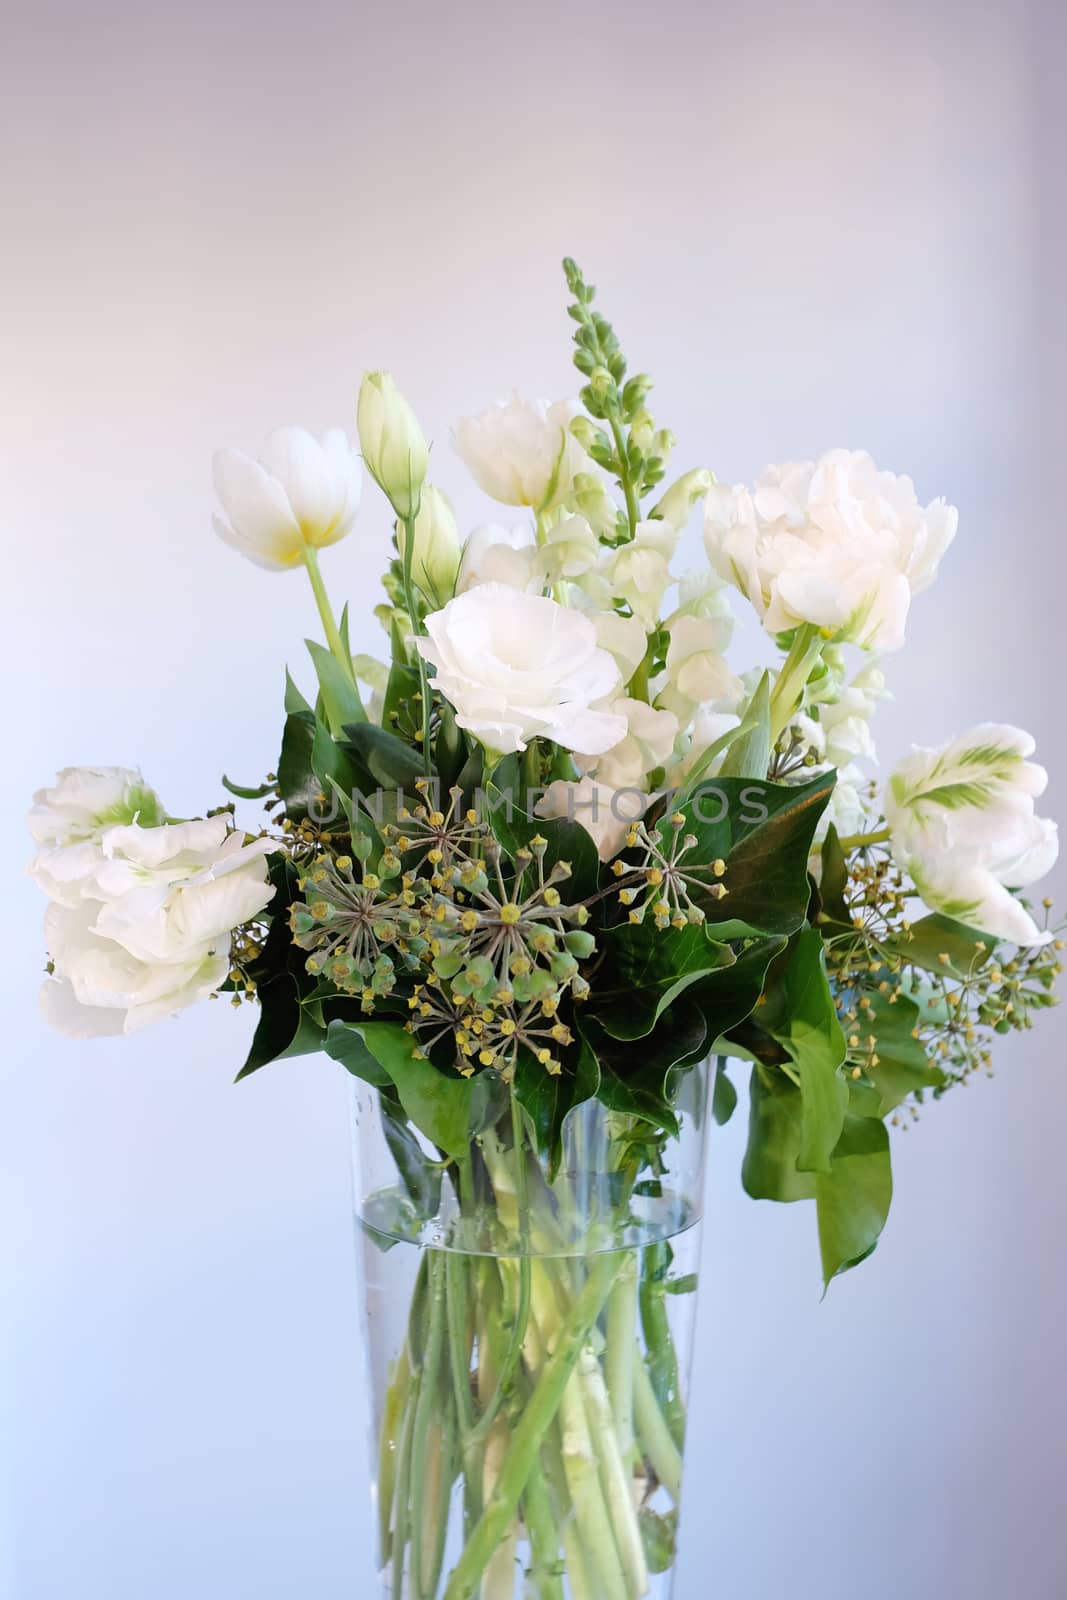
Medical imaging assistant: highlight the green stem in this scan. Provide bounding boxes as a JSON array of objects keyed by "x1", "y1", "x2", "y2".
[
  {"x1": 411, "y1": 1253, "x2": 448, "y2": 1598},
  {"x1": 608, "y1": 415, "x2": 640, "y2": 539},
  {"x1": 520, "y1": 1454, "x2": 565, "y2": 1600},
  {"x1": 835, "y1": 826, "x2": 892, "y2": 852},
  {"x1": 377, "y1": 1350, "x2": 412, "y2": 1565},
  {"x1": 441, "y1": 1254, "x2": 624, "y2": 1600},
  {"x1": 391, "y1": 1365, "x2": 420, "y2": 1594},
  {"x1": 768, "y1": 623, "x2": 824, "y2": 745},
  {"x1": 447, "y1": 1251, "x2": 483, "y2": 1535},
  {"x1": 576, "y1": 1345, "x2": 648, "y2": 1598},
  {"x1": 300, "y1": 544, "x2": 362, "y2": 700},
  {"x1": 639, "y1": 1246, "x2": 686, "y2": 1451},
  {"x1": 633, "y1": 1351, "x2": 683, "y2": 1501},
  {"x1": 400, "y1": 513, "x2": 433, "y2": 776},
  {"x1": 606, "y1": 1253, "x2": 638, "y2": 1460}
]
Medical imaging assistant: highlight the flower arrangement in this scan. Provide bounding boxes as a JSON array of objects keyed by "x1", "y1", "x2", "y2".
[{"x1": 28, "y1": 259, "x2": 1061, "y2": 1600}]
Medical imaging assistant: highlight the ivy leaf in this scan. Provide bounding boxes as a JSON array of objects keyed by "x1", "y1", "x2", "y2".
[
  {"x1": 353, "y1": 1021, "x2": 500, "y2": 1161},
  {"x1": 668, "y1": 772, "x2": 835, "y2": 941},
  {"x1": 761, "y1": 928, "x2": 847, "y2": 1174},
  {"x1": 815, "y1": 824, "x2": 850, "y2": 926},
  {"x1": 485, "y1": 758, "x2": 601, "y2": 902},
  {"x1": 342, "y1": 723, "x2": 425, "y2": 791},
  {"x1": 888, "y1": 912, "x2": 993, "y2": 978},
  {"x1": 381, "y1": 1100, "x2": 444, "y2": 1216},
  {"x1": 590, "y1": 922, "x2": 736, "y2": 1041},
  {"x1": 236, "y1": 860, "x2": 324, "y2": 1079},
  {"x1": 580, "y1": 1002, "x2": 709, "y2": 1138},
  {"x1": 815, "y1": 1109, "x2": 893, "y2": 1288},
  {"x1": 859, "y1": 991, "x2": 946, "y2": 1114},
  {"x1": 514, "y1": 1034, "x2": 601, "y2": 1171},
  {"x1": 712, "y1": 1058, "x2": 737, "y2": 1125},
  {"x1": 323, "y1": 1018, "x2": 391, "y2": 1087},
  {"x1": 741, "y1": 1065, "x2": 816, "y2": 1202}
]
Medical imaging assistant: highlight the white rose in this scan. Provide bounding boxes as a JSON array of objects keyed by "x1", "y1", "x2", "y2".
[
  {"x1": 454, "y1": 395, "x2": 590, "y2": 510},
  {"x1": 28, "y1": 766, "x2": 165, "y2": 908},
  {"x1": 536, "y1": 777, "x2": 650, "y2": 863},
  {"x1": 885, "y1": 723, "x2": 1059, "y2": 946},
  {"x1": 456, "y1": 523, "x2": 539, "y2": 594},
  {"x1": 704, "y1": 449, "x2": 957, "y2": 651},
  {"x1": 213, "y1": 426, "x2": 362, "y2": 571},
  {"x1": 416, "y1": 584, "x2": 626, "y2": 757},
  {"x1": 609, "y1": 520, "x2": 679, "y2": 626}
]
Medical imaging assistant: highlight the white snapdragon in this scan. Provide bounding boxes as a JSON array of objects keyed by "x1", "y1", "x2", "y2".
[
  {"x1": 885, "y1": 724, "x2": 1059, "y2": 945},
  {"x1": 586, "y1": 698, "x2": 679, "y2": 790},
  {"x1": 416, "y1": 584, "x2": 626, "y2": 757},
  {"x1": 704, "y1": 449, "x2": 957, "y2": 651},
  {"x1": 454, "y1": 396, "x2": 589, "y2": 511},
  {"x1": 536, "y1": 515, "x2": 604, "y2": 586},
  {"x1": 651, "y1": 469, "x2": 714, "y2": 532},
  {"x1": 609, "y1": 520, "x2": 679, "y2": 626},
  {"x1": 213, "y1": 426, "x2": 362, "y2": 571},
  {"x1": 661, "y1": 614, "x2": 743, "y2": 713},
  {"x1": 536, "y1": 777, "x2": 650, "y2": 864},
  {"x1": 456, "y1": 524, "x2": 539, "y2": 594},
  {"x1": 590, "y1": 612, "x2": 649, "y2": 686}
]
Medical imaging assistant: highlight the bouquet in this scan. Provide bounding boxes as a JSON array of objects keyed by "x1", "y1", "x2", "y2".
[{"x1": 28, "y1": 259, "x2": 1061, "y2": 1600}]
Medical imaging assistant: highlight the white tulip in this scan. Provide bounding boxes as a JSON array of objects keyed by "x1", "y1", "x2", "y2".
[
  {"x1": 397, "y1": 485, "x2": 461, "y2": 606},
  {"x1": 454, "y1": 395, "x2": 589, "y2": 510},
  {"x1": 357, "y1": 372, "x2": 429, "y2": 519},
  {"x1": 456, "y1": 523, "x2": 539, "y2": 594},
  {"x1": 28, "y1": 766, "x2": 165, "y2": 908},
  {"x1": 704, "y1": 449, "x2": 957, "y2": 651},
  {"x1": 536, "y1": 777, "x2": 650, "y2": 863},
  {"x1": 885, "y1": 723, "x2": 1059, "y2": 945},
  {"x1": 416, "y1": 584, "x2": 626, "y2": 757},
  {"x1": 609, "y1": 520, "x2": 679, "y2": 626},
  {"x1": 213, "y1": 426, "x2": 362, "y2": 571}
]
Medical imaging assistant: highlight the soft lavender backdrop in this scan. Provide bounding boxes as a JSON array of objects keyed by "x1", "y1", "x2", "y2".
[{"x1": 3, "y1": 2, "x2": 1065, "y2": 1596}]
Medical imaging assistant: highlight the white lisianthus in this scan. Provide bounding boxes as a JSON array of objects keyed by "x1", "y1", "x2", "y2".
[
  {"x1": 456, "y1": 523, "x2": 539, "y2": 594},
  {"x1": 357, "y1": 372, "x2": 429, "y2": 519},
  {"x1": 34, "y1": 811, "x2": 275, "y2": 1036},
  {"x1": 28, "y1": 766, "x2": 165, "y2": 907},
  {"x1": 416, "y1": 584, "x2": 626, "y2": 757},
  {"x1": 591, "y1": 612, "x2": 649, "y2": 686},
  {"x1": 397, "y1": 485, "x2": 461, "y2": 607},
  {"x1": 586, "y1": 699, "x2": 679, "y2": 790},
  {"x1": 704, "y1": 449, "x2": 957, "y2": 651},
  {"x1": 885, "y1": 723, "x2": 1059, "y2": 945},
  {"x1": 454, "y1": 396, "x2": 589, "y2": 511},
  {"x1": 536, "y1": 777, "x2": 650, "y2": 863},
  {"x1": 213, "y1": 426, "x2": 362, "y2": 571},
  {"x1": 662, "y1": 614, "x2": 743, "y2": 709},
  {"x1": 609, "y1": 520, "x2": 679, "y2": 626}
]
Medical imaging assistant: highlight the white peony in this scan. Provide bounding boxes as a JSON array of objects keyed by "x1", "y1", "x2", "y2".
[
  {"x1": 416, "y1": 584, "x2": 626, "y2": 757},
  {"x1": 456, "y1": 523, "x2": 538, "y2": 594},
  {"x1": 885, "y1": 723, "x2": 1059, "y2": 946},
  {"x1": 32, "y1": 802, "x2": 276, "y2": 1037},
  {"x1": 28, "y1": 766, "x2": 165, "y2": 908},
  {"x1": 536, "y1": 776, "x2": 650, "y2": 863},
  {"x1": 454, "y1": 395, "x2": 590, "y2": 511},
  {"x1": 704, "y1": 449, "x2": 957, "y2": 651},
  {"x1": 213, "y1": 426, "x2": 362, "y2": 571}
]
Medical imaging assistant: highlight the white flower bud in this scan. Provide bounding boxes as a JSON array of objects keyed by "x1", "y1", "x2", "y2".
[
  {"x1": 397, "y1": 485, "x2": 461, "y2": 606},
  {"x1": 651, "y1": 469, "x2": 714, "y2": 532},
  {"x1": 357, "y1": 371, "x2": 429, "y2": 519}
]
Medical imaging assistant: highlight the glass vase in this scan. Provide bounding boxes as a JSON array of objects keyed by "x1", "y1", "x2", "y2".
[{"x1": 350, "y1": 1060, "x2": 711, "y2": 1600}]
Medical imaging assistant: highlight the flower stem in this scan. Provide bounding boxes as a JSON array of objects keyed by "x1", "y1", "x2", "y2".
[
  {"x1": 520, "y1": 1453, "x2": 565, "y2": 1600},
  {"x1": 606, "y1": 1255, "x2": 638, "y2": 1460},
  {"x1": 440, "y1": 1253, "x2": 624, "y2": 1600},
  {"x1": 633, "y1": 1351, "x2": 683, "y2": 1501},
  {"x1": 411, "y1": 1252, "x2": 448, "y2": 1597},
  {"x1": 400, "y1": 514, "x2": 434, "y2": 775},
  {"x1": 835, "y1": 826, "x2": 891, "y2": 851},
  {"x1": 300, "y1": 544, "x2": 362, "y2": 699},
  {"x1": 768, "y1": 623, "x2": 824, "y2": 745}
]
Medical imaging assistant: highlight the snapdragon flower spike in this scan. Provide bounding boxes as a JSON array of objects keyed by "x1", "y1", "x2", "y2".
[
  {"x1": 289, "y1": 846, "x2": 428, "y2": 1007},
  {"x1": 613, "y1": 812, "x2": 728, "y2": 929}
]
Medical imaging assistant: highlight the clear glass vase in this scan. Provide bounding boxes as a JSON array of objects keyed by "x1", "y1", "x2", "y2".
[{"x1": 350, "y1": 1059, "x2": 711, "y2": 1600}]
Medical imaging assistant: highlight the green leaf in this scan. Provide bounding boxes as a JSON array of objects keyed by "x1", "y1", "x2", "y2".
[
  {"x1": 579, "y1": 1001, "x2": 709, "y2": 1138},
  {"x1": 277, "y1": 710, "x2": 317, "y2": 818},
  {"x1": 306, "y1": 639, "x2": 366, "y2": 736},
  {"x1": 311, "y1": 716, "x2": 364, "y2": 803},
  {"x1": 323, "y1": 1018, "x2": 391, "y2": 1087},
  {"x1": 220, "y1": 774, "x2": 275, "y2": 800},
  {"x1": 718, "y1": 671, "x2": 771, "y2": 780},
  {"x1": 284, "y1": 668, "x2": 313, "y2": 716},
  {"x1": 485, "y1": 758, "x2": 600, "y2": 902},
  {"x1": 816, "y1": 824, "x2": 849, "y2": 924},
  {"x1": 236, "y1": 862, "x2": 324, "y2": 1079},
  {"x1": 762, "y1": 928, "x2": 847, "y2": 1174},
  {"x1": 591, "y1": 922, "x2": 736, "y2": 1041},
  {"x1": 342, "y1": 723, "x2": 425, "y2": 791},
  {"x1": 381, "y1": 1100, "x2": 444, "y2": 1216},
  {"x1": 670, "y1": 772, "x2": 835, "y2": 941},
  {"x1": 353, "y1": 1022, "x2": 499, "y2": 1161},
  {"x1": 712, "y1": 1058, "x2": 737, "y2": 1125},
  {"x1": 513, "y1": 1033, "x2": 601, "y2": 1168},
  {"x1": 741, "y1": 1065, "x2": 816, "y2": 1202},
  {"x1": 858, "y1": 992, "x2": 946, "y2": 1114},
  {"x1": 889, "y1": 912, "x2": 993, "y2": 978},
  {"x1": 816, "y1": 1109, "x2": 893, "y2": 1287}
]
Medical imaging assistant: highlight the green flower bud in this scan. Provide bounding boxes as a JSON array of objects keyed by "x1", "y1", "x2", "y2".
[
  {"x1": 651, "y1": 468, "x2": 714, "y2": 531},
  {"x1": 572, "y1": 472, "x2": 619, "y2": 540},
  {"x1": 397, "y1": 484, "x2": 461, "y2": 607},
  {"x1": 357, "y1": 371, "x2": 429, "y2": 519},
  {"x1": 629, "y1": 407, "x2": 656, "y2": 455}
]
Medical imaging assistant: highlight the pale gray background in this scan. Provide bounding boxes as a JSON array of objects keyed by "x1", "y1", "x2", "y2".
[{"x1": 3, "y1": 1, "x2": 1065, "y2": 1596}]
